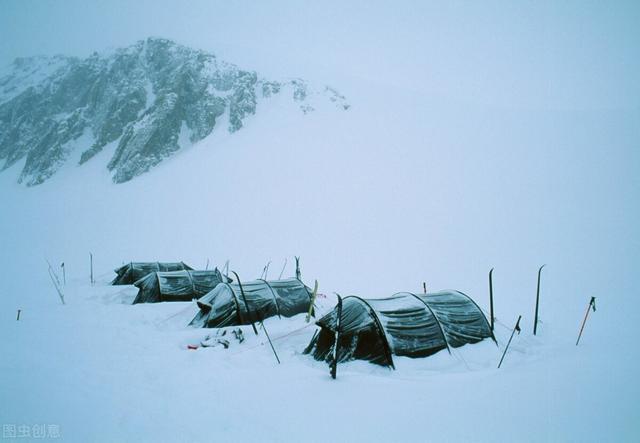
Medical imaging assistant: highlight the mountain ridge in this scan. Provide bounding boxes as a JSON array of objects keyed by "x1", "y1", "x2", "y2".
[{"x1": 0, "y1": 37, "x2": 348, "y2": 185}]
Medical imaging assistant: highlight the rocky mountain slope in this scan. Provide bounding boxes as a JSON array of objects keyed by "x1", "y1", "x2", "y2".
[{"x1": 0, "y1": 38, "x2": 348, "y2": 185}]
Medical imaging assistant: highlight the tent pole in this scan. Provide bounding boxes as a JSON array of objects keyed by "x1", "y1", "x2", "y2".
[
  {"x1": 489, "y1": 268, "x2": 494, "y2": 332},
  {"x1": 533, "y1": 265, "x2": 545, "y2": 335},
  {"x1": 231, "y1": 271, "x2": 258, "y2": 335}
]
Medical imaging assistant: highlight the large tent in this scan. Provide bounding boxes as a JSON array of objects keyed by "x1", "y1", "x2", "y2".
[
  {"x1": 112, "y1": 262, "x2": 192, "y2": 285},
  {"x1": 190, "y1": 277, "x2": 313, "y2": 328},
  {"x1": 305, "y1": 291, "x2": 495, "y2": 368},
  {"x1": 133, "y1": 269, "x2": 226, "y2": 304}
]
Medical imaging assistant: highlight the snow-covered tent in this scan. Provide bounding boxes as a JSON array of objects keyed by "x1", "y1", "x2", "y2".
[
  {"x1": 112, "y1": 262, "x2": 192, "y2": 285},
  {"x1": 190, "y1": 277, "x2": 313, "y2": 328},
  {"x1": 132, "y1": 269, "x2": 226, "y2": 304},
  {"x1": 304, "y1": 291, "x2": 495, "y2": 368}
]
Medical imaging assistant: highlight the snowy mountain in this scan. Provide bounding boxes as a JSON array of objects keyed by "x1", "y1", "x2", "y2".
[{"x1": 0, "y1": 38, "x2": 348, "y2": 185}]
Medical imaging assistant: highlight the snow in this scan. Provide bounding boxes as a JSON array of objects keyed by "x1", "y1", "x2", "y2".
[
  {"x1": 0, "y1": 81, "x2": 637, "y2": 441},
  {"x1": 1, "y1": 2, "x2": 639, "y2": 440},
  {"x1": 1, "y1": 277, "x2": 635, "y2": 442}
]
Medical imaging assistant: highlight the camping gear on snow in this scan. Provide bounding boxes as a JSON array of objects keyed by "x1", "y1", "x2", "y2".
[
  {"x1": 304, "y1": 290, "x2": 495, "y2": 369},
  {"x1": 112, "y1": 262, "x2": 193, "y2": 285},
  {"x1": 132, "y1": 269, "x2": 226, "y2": 304},
  {"x1": 189, "y1": 277, "x2": 314, "y2": 328}
]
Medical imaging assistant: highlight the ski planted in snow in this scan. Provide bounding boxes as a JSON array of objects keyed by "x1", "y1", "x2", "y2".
[
  {"x1": 306, "y1": 280, "x2": 319, "y2": 323},
  {"x1": 330, "y1": 294, "x2": 343, "y2": 379}
]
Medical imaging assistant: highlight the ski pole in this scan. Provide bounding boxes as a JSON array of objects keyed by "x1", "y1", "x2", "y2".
[
  {"x1": 498, "y1": 315, "x2": 521, "y2": 368},
  {"x1": 260, "y1": 319, "x2": 280, "y2": 364},
  {"x1": 576, "y1": 297, "x2": 596, "y2": 346}
]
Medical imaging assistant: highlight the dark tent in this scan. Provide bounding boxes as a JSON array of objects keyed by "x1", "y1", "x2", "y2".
[
  {"x1": 112, "y1": 262, "x2": 192, "y2": 285},
  {"x1": 132, "y1": 269, "x2": 226, "y2": 304},
  {"x1": 189, "y1": 277, "x2": 313, "y2": 328},
  {"x1": 304, "y1": 291, "x2": 495, "y2": 368}
]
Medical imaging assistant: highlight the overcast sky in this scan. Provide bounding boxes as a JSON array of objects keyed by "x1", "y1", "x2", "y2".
[{"x1": 1, "y1": 0, "x2": 639, "y2": 110}]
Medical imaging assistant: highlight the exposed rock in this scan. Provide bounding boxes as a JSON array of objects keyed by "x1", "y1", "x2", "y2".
[{"x1": 0, "y1": 38, "x2": 349, "y2": 185}]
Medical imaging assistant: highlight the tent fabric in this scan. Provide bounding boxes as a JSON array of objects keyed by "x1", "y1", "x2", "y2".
[
  {"x1": 132, "y1": 269, "x2": 226, "y2": 304},
  {"x1": 189, "y1": 278, "x2": 313, "y2": 328},
  {"x1": 112, "y1": 262, "x2": 192, "y2": 285},
  {"x1": 304, "y1": 290, "x2": 494, "y2": 368}
]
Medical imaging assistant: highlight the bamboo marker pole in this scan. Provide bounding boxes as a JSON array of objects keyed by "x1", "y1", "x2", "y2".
[
  {"x1": 263, "y1": 261, "x2": 271, "y2": 280},
  {"x1": 423, "y1": 282, "x2": 427, "y2": 294},
  {"x1": 46, "y1": 260, "x2": 65, "y2": 305},
  {"x1": 278, "y1": 258, "x2": 287, "y2": 280},
  {"x1": 61, "y1": 262, "x2": 66, "y2": 286},
  {"x1": 90, "y1": 253, "x2": 94, "y2": 286},
  {"x1": 16, "y1": 309, "x2": 21, "y2": 321}
]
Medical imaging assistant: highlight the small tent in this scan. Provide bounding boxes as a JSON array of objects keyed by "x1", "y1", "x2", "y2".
[
  {"x1": 133, "y1": 269, "x2": 226, "y2": 304},
  {"x1": 190, "y1": 277, "x2": 313, "y2": 328},
  {"x1": 112, "y1": 262, "x2": 192, "y2": 285},
  {"x1": 304, "y1": 291, "x2": 494, "y2": 368}
]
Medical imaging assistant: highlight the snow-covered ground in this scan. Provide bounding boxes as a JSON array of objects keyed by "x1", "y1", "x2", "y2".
[
  {"x1": 1, "y1": 274, "x2": 636, "y2": 442},
  {"x1": 0, "y1": 77, "x2": 638, "y2": 441}
]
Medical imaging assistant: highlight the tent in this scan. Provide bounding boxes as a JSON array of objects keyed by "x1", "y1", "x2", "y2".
[
  {"x1": 132, "y1": 269, "x2": 226, "y2": 304},
  {"x1": 304, "y1": 290, "x2": 495, "y2": 368},
  {"x1": 112, "y1": 262, "x2": 192, "y2": 285},
  {"x1": 189, "y1": 277, "x2": 313, "y2": 328}
]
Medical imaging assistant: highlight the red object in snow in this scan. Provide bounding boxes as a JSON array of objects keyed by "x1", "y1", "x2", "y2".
[{"x1": 187, "y1": 345, "x2": 198, "y2": 350}]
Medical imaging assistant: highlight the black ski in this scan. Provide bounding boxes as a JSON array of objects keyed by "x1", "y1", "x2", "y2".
[
  {"x1": 533, "y1": 264, "x2": 545, "y2": 335},
  {"x1": 330, "y1": 294, "x2": 343, "y2": 379}
]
